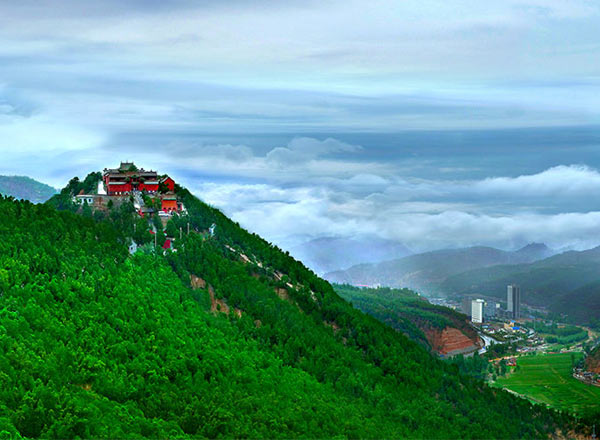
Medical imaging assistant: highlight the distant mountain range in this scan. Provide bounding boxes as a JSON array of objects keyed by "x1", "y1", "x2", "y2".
[
  {"x1": 325, "y1": 243, "x2": 555, "y2": 293},
  {"x1": 0, "y1": 175, "x2": 57, "y2": 203},
  {"x1": 288, "y1": 235, "x2": 412, "y2": 274},
  {"x1": 442, "y1": 246, "x2": 600, "y2": 323},
  {"x1": 326, "y1": 243, "x2": 600, "y2": 325}
]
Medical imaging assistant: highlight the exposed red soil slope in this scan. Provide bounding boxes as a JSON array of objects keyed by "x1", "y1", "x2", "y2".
[
  {"x1": 425, "y1": 327, "x2": 480, "y2": 356},
  {"x1": 585, "y1": 351, "x2": 600, "y2": 373}
]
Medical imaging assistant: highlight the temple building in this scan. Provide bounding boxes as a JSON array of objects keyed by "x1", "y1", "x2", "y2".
[
  {"x1": 161, "y1": 194, "x2": 179, "y2": 212},
  {"x1": 103, "y1": 162, "x2": 167, "y2": 195}
]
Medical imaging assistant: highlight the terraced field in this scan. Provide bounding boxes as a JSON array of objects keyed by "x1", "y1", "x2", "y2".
[{"x1": 494, "y1": 353, "x2": 600, "y2": 413}]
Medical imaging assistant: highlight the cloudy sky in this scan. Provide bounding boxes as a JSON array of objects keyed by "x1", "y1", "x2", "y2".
[{"x1": 1, "y1": 0, "x2": 600, "y2": 253}]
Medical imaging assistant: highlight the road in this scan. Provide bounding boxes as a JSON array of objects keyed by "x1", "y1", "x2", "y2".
[{"x1": 478, "y1": 333, "x2": 501, "y2": 355}]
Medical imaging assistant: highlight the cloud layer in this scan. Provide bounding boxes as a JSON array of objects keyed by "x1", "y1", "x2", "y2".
[
  {"x1": 1, "y1": 2, "x2": 600, "y2": 255},
  {"x1": 187, "y1": 156, "x2": 600, "y2": 252}
]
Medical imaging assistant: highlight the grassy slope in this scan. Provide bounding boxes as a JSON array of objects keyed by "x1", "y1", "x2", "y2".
[{"x1": 494, "y1": 353, "x2": 600, "y2": 413}]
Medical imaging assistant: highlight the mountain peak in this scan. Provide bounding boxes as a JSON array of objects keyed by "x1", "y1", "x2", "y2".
[
  {"x1": 516, "y1": 242, "x2": 550, "y2": 253},
  {"x1": 514, "y1": 242, "x2": 554, "y2": 261}
]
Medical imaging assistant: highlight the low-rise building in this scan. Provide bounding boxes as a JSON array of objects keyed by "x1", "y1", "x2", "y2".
[
  {"x1": 161, "y1": 195, "x2": 179, "y2": 212},
  {"x1": 74, "y1": 194, "x2": 95, "y2": 205}
]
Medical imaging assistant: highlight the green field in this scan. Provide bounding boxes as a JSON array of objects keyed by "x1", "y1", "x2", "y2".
[{"x1": 494, "y1": 353, "x2": 600, "y2": 413}]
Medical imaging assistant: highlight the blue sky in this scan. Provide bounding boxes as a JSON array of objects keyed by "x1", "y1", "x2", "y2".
[{"x1": 1, "y1": 0, "x2": 600, "y2": 253}]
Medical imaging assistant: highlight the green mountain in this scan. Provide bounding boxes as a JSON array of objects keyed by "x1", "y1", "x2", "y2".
[
  {"x1": 334, "y1": 284, "x2": 481, "y2": 357},
  {"x1": 554, "y1": 281, "x2": 600, "y2": 326},
  {"x1": 440, "y1": 247, "x2": 600, "y2": 323},
  {"x1": 325, "y1": 243, "x2": 600, "y2": 325},
  {"x1": 0, "y1": 175, "x2": 56, "y2": 203},
  {"x1": 325, "y1": 244, "x2": 553, "y2": 294},
  {"x1": 0, "y1": 173, "x2": 581, "y2": 438}
]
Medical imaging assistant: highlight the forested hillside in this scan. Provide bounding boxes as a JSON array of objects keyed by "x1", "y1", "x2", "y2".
[
  {"x1": 0, "y1": 183, "x2": 582, "y2": 438},
  {"x1": 553, "y1": 281, "x2": 600, "y2": 326},
  {"x1": 334, "y1": 285, "x2": 480, "y2": 356},
  {"x1": 0, "y1": 175, "x2": 56, "y2": 203}
]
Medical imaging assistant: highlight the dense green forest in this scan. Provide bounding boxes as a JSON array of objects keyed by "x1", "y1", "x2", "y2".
[
  {"x1": 0, "y1": 177, "x2": 586, "y2": 437},
  {"x1": 333, "y1": 284, "x2": 477, "y2": 351}
]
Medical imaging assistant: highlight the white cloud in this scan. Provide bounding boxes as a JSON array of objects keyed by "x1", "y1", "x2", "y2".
[
  {"x1": 149, "y1": 137, "x2": 387, "y2": 184},
  {"x1": 378, "y1": 210, "x2": 600, "y2": 251},
  {"x1": 266, "y1": 137, "x2": 361, "y2": 165},
  {"x1": 0, "y1": 1, "x2": 599, "y2": 254},
  {"x1": 473, "y1": 165, "x2": 600, "y2": 198},
  {"x1": 184, "y1": 163, "x2": 600, "y2": 253}
]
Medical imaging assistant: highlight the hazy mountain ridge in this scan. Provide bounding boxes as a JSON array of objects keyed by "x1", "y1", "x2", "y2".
[
  {"x1": 325, "y1": 243, "x2": 555, "y2": 294},
  {"x1": 289, "y1": 235, "x2": 412, "y2": 274},
  {"x1": 326, "y1": 242, "x2": 600, "y2": 324},
  {"x1": 438, "y1": 246, "x2": 600, "y2": 321},
  {"x1": 0, "y1": 175, "x2": 57, "y2": 203},
  {"x1": 554, "y1": 280, "x2": 600, "y2": 326}
]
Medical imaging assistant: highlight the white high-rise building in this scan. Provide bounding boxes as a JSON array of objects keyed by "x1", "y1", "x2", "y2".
[
  {"x1": 507, "y1": 285, "x2": 521, "y2": 320},
  {"x1": 471, "y1": 299, "x2": 485, "y2": 323}
]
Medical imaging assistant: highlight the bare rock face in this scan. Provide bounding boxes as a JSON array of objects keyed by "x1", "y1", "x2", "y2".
[{"x1": 190, "y1": 274, "x2": 207, "y2": 289}]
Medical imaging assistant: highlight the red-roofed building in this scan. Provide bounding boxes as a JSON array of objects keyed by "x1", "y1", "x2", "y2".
[
  {"x1": 103, "y1": 162, "x2": 162, "y2": 195},
  {"x1": 161, "y1": 176, "x2": 175, "y2": 192},
  {"x1": 161, "y1": 195, "x2": 179, "y2": 212}
]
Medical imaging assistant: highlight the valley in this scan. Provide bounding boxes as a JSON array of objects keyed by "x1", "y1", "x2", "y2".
[
  {"x1": 336, "y1": 283, "x2": 600, "y2": 419},
  {"x1": 325, "y1": 243, "x2": 600, "y2": 326}
]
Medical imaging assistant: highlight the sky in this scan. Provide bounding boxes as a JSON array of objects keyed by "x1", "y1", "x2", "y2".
[{"x1": 1, "y1": 0, "x2": 600, "y2": 254}]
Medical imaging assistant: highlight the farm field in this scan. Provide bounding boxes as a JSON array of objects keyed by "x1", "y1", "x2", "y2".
[{"x1": 494, "y1": 353, "x2": 600, "y2": 413}]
